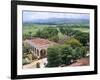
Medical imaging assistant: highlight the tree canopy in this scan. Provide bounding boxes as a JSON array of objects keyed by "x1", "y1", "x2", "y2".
[
  {"x1": 74, "y1": 32, "x2": 89, "y2": 46},
  {"x1": 64, "y1": 37, "x2": 82, "y2": 48},
  {"x1": 46, "y1": 46, "x2": 61, "y2": 67},
  {"x1": 47, "y1": 42, "x2": 87, "y2": 67},
  {"x1": 34, "y1": 27, "x2": 59, "y2": 42}
]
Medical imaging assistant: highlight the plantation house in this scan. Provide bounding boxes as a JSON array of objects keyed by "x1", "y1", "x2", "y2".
[{"x1": 24, "y1": 38, "x2": 57, "y2": 59}]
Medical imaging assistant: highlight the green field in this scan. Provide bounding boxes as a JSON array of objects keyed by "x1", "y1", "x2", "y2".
[
  {"x1": 23, "y1": 24, "x2": 57, "y2": 35},
  {"x1": 72, "y1": 28, "x2": 89, "y2": 33},
  {"x1": 23, "y1": 24, "x2": 56, "y2": 34},
  {"x1": 23, "y1": 25, "x2": 46, "y2": 35}
]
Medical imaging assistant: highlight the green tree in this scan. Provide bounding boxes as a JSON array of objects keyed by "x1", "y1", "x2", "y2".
[
  {"x1": 64, "y1": 37, "x2": 82, "y2": 48},
  {"x1": 48, "y1": 35, "x2": 59, "y2": 42},
  {"x1": 59, "y1": 27, "x2": 65, "y2": 34},
  {"x1": 59, "y1": 45, "x2": 73, "y2": 65},
  {"x1": 80, "y1": 47, "x2": 87, "y2": 57},
  {"x1": 65, "y1": 28, "x2": 74, "y2": 36},
  {"x1": 46, "y1": 46, "x2": 61, "y2": 67},
  {"x1": 23, "y1": 42, "x2": 30, "y2": 54},
  {"x1": 46, "y1": 44, "x2": 87, "y2": 67},
  {"x1": 74, "y1": 32, "x2": 89, "y2": 46},
  {"x1": 34, "y1": 29, "x2": 43, "y2": 38},
  {"x1": 47, "y1": 45, "x2": 74, "y2": 67},
  {"x1": 35, "y1": 27, "x2": 58, "y2": 39},
  {"x1": 23, "y1": 34, "x2": 30, "y2": 40},
  {"x1": 72, "y1": 46, "x2": 87, "y2": 61},
  {"x1": 59, "y1": 27, "x2": 76, "y2": 36}
]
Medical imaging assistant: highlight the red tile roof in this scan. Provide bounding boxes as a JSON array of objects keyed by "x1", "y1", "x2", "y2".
[
  {"x1": 32, "y1": 38, "x2": 50, "y2": 46},
  {"x1": 29, "y1": 38, "x2": 58, "y2": 48}
]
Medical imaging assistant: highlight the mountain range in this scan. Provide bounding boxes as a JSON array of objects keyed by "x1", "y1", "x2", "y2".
[{"x1": 23, "y1": 18, "x2": 89, "y2": 25}]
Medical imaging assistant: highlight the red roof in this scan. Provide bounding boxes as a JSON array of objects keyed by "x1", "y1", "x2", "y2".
[
  {"x1": 31, "y1": 38, "x2": 57, "y2": 47},
  {"x1": 32, "y1": 38, "x2": 50, "y2": 45},
  {"x1": 69, "y1": 58, "x2": 89, "y2": 67}
]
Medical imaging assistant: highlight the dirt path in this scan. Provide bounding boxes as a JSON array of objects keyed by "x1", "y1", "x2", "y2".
[{"x1": 23, "y1": 58, "x2": 47, "y2": 69}]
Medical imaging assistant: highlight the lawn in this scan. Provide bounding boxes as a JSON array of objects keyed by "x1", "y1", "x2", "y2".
[
  {"x1": 72, "y1": 28, "x2": 89, "y2": 33},
  {"x1": 23, "y1": 24, "x2": 49, "y2": 35}
]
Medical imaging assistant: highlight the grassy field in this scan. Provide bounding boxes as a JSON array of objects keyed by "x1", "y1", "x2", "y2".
[
  {"x1": 23, "y1": 24, "x2": 57, "y2": 35},
  {"x1": 72, "y1": 28, "x2": 89, "y2": 33},
  {"x1": 23, "y1": 25, "x2": 46, "y2": 35}
]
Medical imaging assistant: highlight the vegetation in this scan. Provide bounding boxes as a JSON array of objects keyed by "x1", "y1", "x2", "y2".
[
  {"x1": 47, "y1": 44, "x2": 87, "y2": 67},
  {"x1": 46, "y1": 46, "x2": 62, "y2": 67},
  {"x1": 22, "y1": 42, "x2": 36, "y2": 65},
  {"x1": 64, "y1": 37, "x2": 82, "y2": 48},
  {"x1": 23, "y1": 42, "x2": 31, "y2": 54},
  {"x1": 23, "y1": 24, "x2": 89, "y2": 40},
  {"x1": 23, "y1": 23, "x2": 89, "y2": 67},
  {"x1": 74, "y1": 32, "x2": 89, "y2": 46},
  {"x1": 35, "y1": 27, "x2": 58, "y2": 37},
  {"x1": 48, "y1": 35, "x2": 59, "y2": 42}
]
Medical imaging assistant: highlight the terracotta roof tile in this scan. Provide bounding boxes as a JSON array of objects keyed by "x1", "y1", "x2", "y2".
[{"x1": 29, "y1": 38, "x2": 58, "y2": 48}]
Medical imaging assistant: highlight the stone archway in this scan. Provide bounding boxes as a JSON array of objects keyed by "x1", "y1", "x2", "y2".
[
  {"x1": 36, "y1": 49, "x2": 39, "y2": 57},
  {"x1": 40, "y1": 49, "x2": 46, "y2": 58}
]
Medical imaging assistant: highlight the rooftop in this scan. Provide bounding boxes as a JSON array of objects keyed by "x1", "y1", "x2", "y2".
[
  {"x1": 24, "y1": 38, "x2": 58, "y2": 49},
  {"x1": 69, "y1": 57, "x2": 89, "y2": 67}
]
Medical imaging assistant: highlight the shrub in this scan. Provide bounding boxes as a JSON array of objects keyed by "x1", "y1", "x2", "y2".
[
  {"x1": 22, "y1": 58, "x2": 30, "y2": 65},
  {"x1": 48, "y1": 35, "x2": 59, "y2": 42}
]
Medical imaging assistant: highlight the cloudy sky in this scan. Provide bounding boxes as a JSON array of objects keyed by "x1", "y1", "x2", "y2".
[{"x1": 23, "y1": 11, "x2": 90, "y2": 22}]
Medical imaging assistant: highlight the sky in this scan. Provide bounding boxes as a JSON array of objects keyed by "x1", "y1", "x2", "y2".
[{"x1": 23, "y1": 11, "x2": 90, "y2": 22}]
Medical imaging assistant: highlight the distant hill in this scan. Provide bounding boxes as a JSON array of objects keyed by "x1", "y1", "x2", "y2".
[{"x1": 23, "y1": 18, "x2": 89, "y2": 25}]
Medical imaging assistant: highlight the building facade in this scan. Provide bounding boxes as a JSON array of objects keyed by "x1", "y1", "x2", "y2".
[{"x1": 24, "y1": 38, "x2": 57, "y2": 59}]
